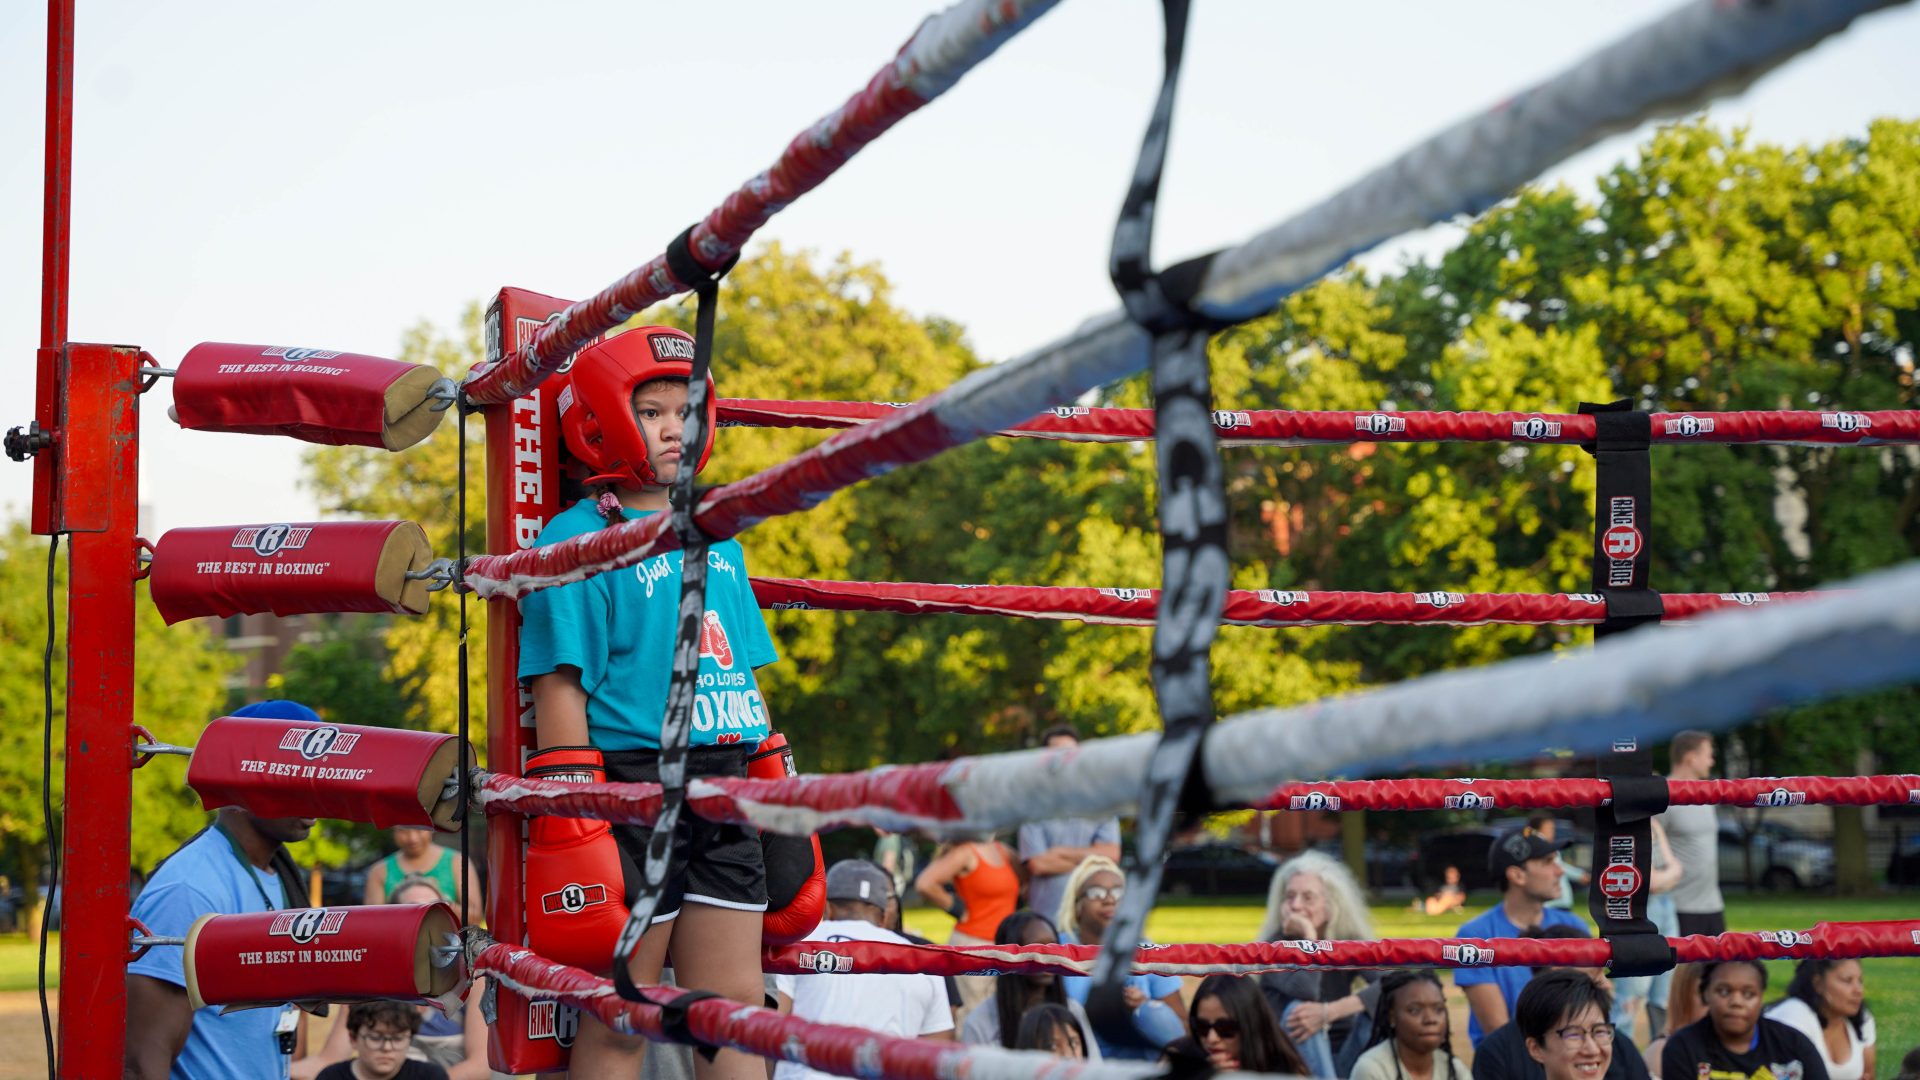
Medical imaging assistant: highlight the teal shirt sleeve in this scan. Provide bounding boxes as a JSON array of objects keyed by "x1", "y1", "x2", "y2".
[{"x1": 518, "y1": 573, "x2": 611, "y2": 686}]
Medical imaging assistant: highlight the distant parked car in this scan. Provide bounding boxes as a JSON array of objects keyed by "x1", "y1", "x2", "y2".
[
  {"x1": 1717, "y1": 818, "x2": 1833, "y2": 891},
  {"x1": 1310, "y1": 839, "x2": 1416, "y2": 892},
  {"x1": 1414, "y1": 818, "x2": 1584, "y2": 893},
  {"x1": 1888, "y1": 834, "x2": 1920, "y2": 886},
  {"x1": 1161, "y1": 843, "x2": 1278, "y2": 897}
]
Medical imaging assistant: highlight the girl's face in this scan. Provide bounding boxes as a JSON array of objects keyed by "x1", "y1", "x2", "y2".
[
  {"x1": 1047, "y1": 1020, "x2": 1085, "y2": 1058},
  {"x1": 1391, "y1": 980, "x2": 1448, "y2": 1053},
  {"x1": 631, "y1": 381, "x2": 690, "y2": 486},
  {"x1": 1018, "y1": 919, "x2": 1059, "y2": 988},
  {"x1": 1704, "y1": 964, "x2": 1765, "y2": 1040},
  {"x1": 1193, "y1": 994, "x2": 1242, "y2": 1070},
  {"x1": 1525, "y1": 1003, "x2": 1613, "y2": 1080},
  {"x1": 1076, "y1": 871, "x2": 1124, "y2": 937},
  {"x1": 1816, "y1": 961, "x2": 1865, "y2": 1020},
  {"x1": 1282, "y1": 871, "x2": 1331, "y2": 936}
]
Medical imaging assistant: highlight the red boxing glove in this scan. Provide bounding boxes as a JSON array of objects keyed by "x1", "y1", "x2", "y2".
[
  {"x1": 750, "y1": 734, "x2": 825, "y2": 946},
  {"x1": 523, "y1": 745, "x2": 638, "y2": 972}
]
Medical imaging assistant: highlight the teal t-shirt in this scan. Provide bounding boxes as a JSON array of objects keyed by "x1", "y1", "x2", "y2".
[{"x1": 518, "y1": 499, "x2": 778, "y2": 750}]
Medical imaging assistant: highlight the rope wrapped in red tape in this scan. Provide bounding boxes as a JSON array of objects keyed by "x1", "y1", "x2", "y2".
[
  {"x1": 1258, "y1": 774, "x2": 1920, "y2": 813},
  {"x1": 762, "y1": 920, "x2": 1920, "y2": 977},
  {"x1": 752, "y1": 578, "x2": 1817, "y2": 627},
  {"x1": 171, "y1": 342, "x2": 450, "y2": 451},
  {"x1": 475, "y1": 941, "x2": 1158, "y2": 1080},
  {"x1": 186, "y1": 903, "x2": 461, "y2": 1010},
  {"x1": 187, "y1": 715, "x2": 474, "y2": 830},
  {"x1": 718, "y1": 399, "x2": 1920, "y2": 447},
  {"x1": 149, "y1": 520, "x2": 435, "y2": 624}
]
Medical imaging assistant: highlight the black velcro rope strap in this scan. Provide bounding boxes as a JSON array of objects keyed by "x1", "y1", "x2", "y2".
[
  {"x1": 1589, "y1": 771, "x2": 1675, "y2": 977},
  {"x1": 612, "y1": 232, "x2": 733, "y2": 1003},
  {"x1": 1578, "y1": 400, "x2": 1662, "y2": 636},
  {"x1": 1089, "y1": 0, "x2": 1231, "y2": 1051},
  {"x1": 657, "y1": 989, "x2": 726, "y2": 1062}
]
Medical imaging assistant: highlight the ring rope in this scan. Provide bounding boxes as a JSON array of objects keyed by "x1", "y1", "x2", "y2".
[
  {"x1": 460, "y1": 0, "x2": 1061, "y2": 406},
  {"x1": 719, "y1": 400, "x2": 1920, "y2": 447},
  {"x1": 478, "y1": 561, "x2": 1920, "y2": 837},
  {"x1": 760, "y1": 920, "x2": 1920, "y2": 978},
  {"x1": 473, "y1": 942, "x2": 1172, "y2": 1080},
  {"x1": 749, "y1": 578, "x2": 1816, "y2": 626}
]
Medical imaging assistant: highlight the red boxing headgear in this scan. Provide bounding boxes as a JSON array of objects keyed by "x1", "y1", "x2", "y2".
[{"x1": 556, "y1": 325, "x2": 717, "y2": 489}]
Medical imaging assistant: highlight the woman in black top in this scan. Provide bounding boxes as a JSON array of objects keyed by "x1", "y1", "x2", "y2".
[{"x1": 1662, "y1": 960, "x2": 1830, "y2": 1080}]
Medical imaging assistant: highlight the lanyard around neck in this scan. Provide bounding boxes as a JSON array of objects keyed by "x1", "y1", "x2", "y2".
[{"x1": 215, "y1": 822, "x2": 278, "y2": 912}]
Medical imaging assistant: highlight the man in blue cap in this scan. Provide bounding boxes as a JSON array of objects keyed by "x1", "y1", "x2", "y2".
[{"x1": 126, "y1": 700, "x2": 323, "y2": 1080}]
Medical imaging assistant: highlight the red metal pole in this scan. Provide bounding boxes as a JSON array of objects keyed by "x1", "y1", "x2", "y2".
[
  {"x1": 56, "y1": 344, "x2": 139, "y2": 1078},
  {"x1": 32, "y1": 0, "x2": 77, "y2": 536}
]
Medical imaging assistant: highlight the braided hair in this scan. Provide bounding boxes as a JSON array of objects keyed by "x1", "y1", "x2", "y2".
[{"x1": 1364, "y1": 970, "x2": 1461, "y2": 1080}]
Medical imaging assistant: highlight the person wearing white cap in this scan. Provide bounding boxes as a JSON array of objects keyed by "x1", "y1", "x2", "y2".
[{"x1": 773, "y1": 860, "x2": 954, "y2": 1080}]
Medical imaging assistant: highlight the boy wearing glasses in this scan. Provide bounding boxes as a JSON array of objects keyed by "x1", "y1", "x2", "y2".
[
  {"x1": 1473, "y1": 931, "x2": 1649, "y2": 1080},
  {"x1": 1511, "y1": 970, "x2": 1622, "y2": 1080},
  {"x1": 315, "y1": 1002, "x2": 448, "y2": 1080}
]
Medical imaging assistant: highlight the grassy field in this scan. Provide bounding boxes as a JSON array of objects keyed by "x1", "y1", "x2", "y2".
[{"x1": 7, "y1": 896, "x2": 1913, "y2": 1051}]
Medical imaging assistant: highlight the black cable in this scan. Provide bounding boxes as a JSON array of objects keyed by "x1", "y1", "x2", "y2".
[
  {"x1": 39, "y1": 532, "x2": 60, "y2": 1079},
  {"x1": 457, "y1": 406, "x2": 471, "y2": 932}
]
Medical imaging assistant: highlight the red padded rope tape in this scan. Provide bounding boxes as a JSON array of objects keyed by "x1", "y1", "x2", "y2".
[
  {"x1": 762, "y1": 920, "x2": 1920, "y2": 977},
  {"x1": 718, "y1": 399, "x2": 1920, "y2": 447},
  {"x1": 752, "y1": 578, "x2": 1818, "y2": 627},
  {"x1": 462, "y1": 1, "x2": 1057, "y2": 406},
  {"x1": 474, "y1": 941, "x2": 1147, "y2": 1080},
  {"x1": 1257, "y1": 774, "x2": 1920, "y2": 813}
]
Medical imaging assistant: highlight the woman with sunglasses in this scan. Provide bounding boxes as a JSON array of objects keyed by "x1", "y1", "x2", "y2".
[
  {"x1": 1663, "y1": 961, "x2": 1829, "y2": 1080},
  {"x1": 1055, "y1": 856, "x2": 1186, "y2": 1059},
  {"x1": 1351, "y1": 971, "x2": 1469, "y2": 1080},
  {"x1": 1188, "y1": 974, "x2": 1308, "y2": 1074}
]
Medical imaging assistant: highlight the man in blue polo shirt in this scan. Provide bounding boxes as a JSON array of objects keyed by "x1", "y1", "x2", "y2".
[
  {"x1": 126, "y1": 700, "x2": 319, "y2": 1080},
  {"x1": 1454, "y1": 828, "x2": 1588, "y2": 1046}
]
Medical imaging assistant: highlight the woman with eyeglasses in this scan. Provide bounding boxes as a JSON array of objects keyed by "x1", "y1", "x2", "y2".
[
  {"x1": 1765, "y1": 959, "x2": 1877, "y2": 1080},
  {"x1": 1055, "y1": 856, "x2": 1186, "y2": 1058},
  {"x1": 1351, "y1": 971, "x2": 1469, "y2": 1080},
  {"x1": 1512, "y1": 970, "x2": 1614, "y2": 1080},
  {"x1": 1185, "y1": 974, "x2": 1308, "y2": 1074},
  {"x1": 1663, "y1": 961, "x2": 1830, "y2": 1080}
]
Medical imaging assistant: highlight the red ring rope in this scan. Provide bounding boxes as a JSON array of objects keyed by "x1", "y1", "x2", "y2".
[
  {"x1": 752, "y1": 578, "x2": 1814, "y2": 626},
  {"x1": 761, "y1": 920, "x2": 1920, "y2": 977},
  {"x1": 717, "y1": 400, "x2": 1920, "y2": 447},
  {"x1": 1257, "y1": 774, "x2": 1920, "y2": 813}
]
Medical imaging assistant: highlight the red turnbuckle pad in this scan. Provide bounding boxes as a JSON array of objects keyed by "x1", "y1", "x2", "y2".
[
  {"x1": 185, "y1": 902, "x2": 462, "y2": 1010},
  {"x1": 186, "y1": 715, "x2": 473, "y2": 830},
  {"x1": 148, "y1": 520, "x2": 434, "y2": 624},
  {"x1": 170, "y1": 342, "x2": 452, "y2": 451}
]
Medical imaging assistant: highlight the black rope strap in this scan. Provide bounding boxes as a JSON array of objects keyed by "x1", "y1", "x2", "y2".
[
  {"x1": 612, "y1": 230, "x2": 736, "y2": 1002},
  {"x1": 1090, "y1": 0, "x2": 1231, "y2": 1049}
]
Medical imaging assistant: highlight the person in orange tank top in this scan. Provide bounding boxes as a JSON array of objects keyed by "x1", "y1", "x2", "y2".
[{"x1": 916, "y1": 836, "x2": 1023, "y2": 1012}]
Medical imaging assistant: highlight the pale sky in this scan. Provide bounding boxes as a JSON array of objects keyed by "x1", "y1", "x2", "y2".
[{"x1": 3, "y1": 1, "x2": 1915, "y2": 535}]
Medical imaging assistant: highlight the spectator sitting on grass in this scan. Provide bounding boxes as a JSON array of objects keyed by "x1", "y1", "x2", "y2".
[
  {"x1": 1419, "y1": 866, "x2": 1467, "y2": 917},
  {"x1": 1350, "y1": 971, "x2": 1470, "y2": 1080},
  {"x1": 1513, "y1": 970, "x2": 1615, "y2": 1080},
  {"x1": 314, "y1": 1001, "x2": 447, "y2": 1080},
  {"x1": 1472, "y1": 928, "x2": 1648, "y2": 1080},
  {"x1": 1764, "y1": 959, "x2": 1877, "y2": 1080},
  {"x1": 1455, "y1": 828, "x2": 1587, "y2": 1046},
  {"x1": 1891, "y1": 1046, "x2": 1920, "y2": 1080},
  {"x1": 1257, "y1": 849, "x2": 1382, "y2": 1076},
  {"x1": 1188, "y1": 974, "x2": 1308, "y2": 1075},
  {"x1": 1645, "y1": 964, "x2": 1705, "y2": 1079},
  {"x1": 959, "y1": 910, "x2": 1100, "y2": 1058},
  {"x1": 1015, "y1": 1003, "x2": 1090, "y2": 1058},
  {"x1": 1055, "y1": 856, "x2": 1186, "y2": 1059}
]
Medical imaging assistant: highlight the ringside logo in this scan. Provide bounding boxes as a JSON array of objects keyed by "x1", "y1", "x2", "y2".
[
  {"x1": 1098, "y1": 588, "x2": 1149, "y2": 602},
  {"x1": 1446, "y1": 792, "x2": 1495, "y2": 810},
  {"x1": 1599, "y1": 835, "x2": 1642, "y2": 921},
  {"x1": 527, "y1": 1000, "x2": 579, "y2": 1046},
  {"x1": 1663, "y1": 415, "x2": 1715, "y2": 437},
  {"x1": 278, "y1": 725, "x2": 361, "y2": 761},
  {"x1": 1415, "y1": 592, "x2": 1466, "y2": 608},
  {"x1": 1283, "y1": 939, "x2": 1336, "y2": 955},
  {"x1": 232, "y1": 524, "x2": 312, "y2": 558},
  {"x1": 1052, "y1": 406, "x2": 1091, "y2": 419},
  {"x1": 1613, "y1": 738, "x2": 1638, "y2": 753},
  {"x1": 1258, "y1": 590, "x2": 1309, "y2": 606},
  {"x1": 1511, "y1": 417, "x2": 1563, "y2": 440},
  {"x1": 1288, "y1": 792, "x2": 1341, "y2": 811},
  {"x1": 648, "y1": 334, "x2": 697, "y2": 361},
  {"x1": 1822, "y1": 413, "x2": 1871, "y2": 434},
  {"x1": 798, "y1": 951, "x2": 853, "y2": 974},
  {"x1": 1442, "y1": 943, "x2": 1492, "y2": 965},
  {"x1": 1719, "y1": 592, "x2": 1771, "y2": 607},
  {"x1": 769, "y1": 601, "x2": 815, "y2": 611},
  {"x1": 1567, "y1": 593, "x2": 1605, "y2": 604},
  {"x1": 542, "y1": 882, "x2": 608, "y2": 915},
  {"x1": 1755, "y1": 788, "x2": 1807, "y2": 808},
  {"x1": 1212, "y1": 411, "x2": 1253, "y2": 430},
  {"x1": 1756, "y1": 930, "x2": 1814, "y2": 947},
  {"x1": 270, "y1": 909, "x2": 347, "y2": 944},
  {"x1": 1604, "y1": 496, "x2": 1642, "y2": 586},
  {"x1": 1354, "y1": 414, "x2": 1406, "y2": 436},
  {"x1": 263, "y1": 346, "x2": 342, "y2": 363}
]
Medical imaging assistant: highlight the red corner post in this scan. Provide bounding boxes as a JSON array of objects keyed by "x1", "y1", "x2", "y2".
[{"x1": 50, "y1": 344, "x2": 142, "y2": 1077}]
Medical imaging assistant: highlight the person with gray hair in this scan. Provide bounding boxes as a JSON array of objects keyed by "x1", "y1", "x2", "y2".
[{"x1": 1256, "y1": 849, "x2": 1383, "y2": 1077}]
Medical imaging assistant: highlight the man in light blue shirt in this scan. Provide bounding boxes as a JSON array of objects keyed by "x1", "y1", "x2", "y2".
[{"x1": 126, "y1": 701, "x2": 319, "y2": 1080}]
